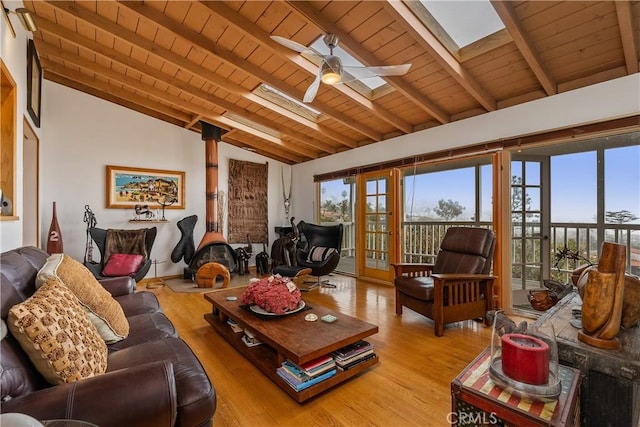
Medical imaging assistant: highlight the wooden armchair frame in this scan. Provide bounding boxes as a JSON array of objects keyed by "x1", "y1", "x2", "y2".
[{"x1": 392, "y1": 263, "x2": 495, "y2": 336}]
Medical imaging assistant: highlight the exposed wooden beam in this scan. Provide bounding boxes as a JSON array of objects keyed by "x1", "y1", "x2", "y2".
[
  {"x1": 284, "y1": 1, "x2": 450, "y2": 125},
  {"x1": 41, "y1": 1, "x2": 353, "y2": 149},
  {"x1": 38, "y1": 43, "x2": 315, "y2": 161},
  {"x1": 490, "y1": 0, "x2": 557, "y2": 96},
  {"x1": 384, "y1": 0, "x2": 496, "y2": 112},
  {"x1": 614, "y1": 0, "x2": 639, "y2": 74},
  {"x1": 222, "y1": 132, "x2": 299, "y2": 165},
  {"x1": 197, "y1": 1, "x2": 412, "y2": 135},
  {"x1": 35, "y1": 16, "x2": 336, "y2": 157},
  {"x1": 116, "y1": 0, "x2": 373, "y2": 145},
  {"x1": 185, "y1": 115, "x2": 203, "y2": 129},
  {"x1": 44, "y1": 71, "x2": 190, "y2": 130},
  {"x1": 459, "y1": 29, "x2": 513, "y2": 63}
]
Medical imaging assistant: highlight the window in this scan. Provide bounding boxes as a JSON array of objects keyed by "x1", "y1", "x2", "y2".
[
  {"x1": 403, "y1": 163, "x2": 492, "y2": 222},
  {"x1": 551, "y1": 152, "x2": 597, "y2": 223},
  {"x1": 605, "y1": 145, "x2": 640, "y2": 225}
]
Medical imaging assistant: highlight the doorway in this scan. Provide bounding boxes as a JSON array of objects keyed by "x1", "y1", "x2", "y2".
[
  {"x1": 357, "y1": 169, "x2": 399, "y2": 282},
  {"x1": 22, "y1": 118, "x2": 39, "y2": 247}
]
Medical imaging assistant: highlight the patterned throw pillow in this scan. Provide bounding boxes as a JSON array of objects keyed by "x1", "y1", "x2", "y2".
[
  {"x1": 307, "y1": 246, "x2": 338, "y2": 263},
  {"x1": 7, "y1": 279, "x2": 108, "y2": 385},
  {"x1": 36, "y1": 254, "x2": 129, "y2": 343}
]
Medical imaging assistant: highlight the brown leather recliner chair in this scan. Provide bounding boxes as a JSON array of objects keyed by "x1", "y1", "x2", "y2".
[{"x1": 392, "y1": 227, "x2": 496, "y2": 336}]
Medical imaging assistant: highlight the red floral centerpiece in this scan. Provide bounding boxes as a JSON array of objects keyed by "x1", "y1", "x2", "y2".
[{"x1": 241, "y1": 274, "x2": 302, "y2": 315}]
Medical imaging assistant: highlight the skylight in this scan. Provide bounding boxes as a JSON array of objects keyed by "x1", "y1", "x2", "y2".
[
  {"x1": 309, "y1": 37, "x2": 387, "y2": 91},
  {"x1": 420, "y1": 0, "x2": 505, "y2": 48}
]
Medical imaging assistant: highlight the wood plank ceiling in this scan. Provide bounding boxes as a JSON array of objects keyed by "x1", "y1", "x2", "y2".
[{"x1": 23, "y1": 1, "x2": 640, "y2": 164}]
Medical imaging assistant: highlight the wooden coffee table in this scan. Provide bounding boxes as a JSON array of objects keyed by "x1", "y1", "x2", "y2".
[{"x1": 204, "y1": 287, "x2": 379, "y2": 402}]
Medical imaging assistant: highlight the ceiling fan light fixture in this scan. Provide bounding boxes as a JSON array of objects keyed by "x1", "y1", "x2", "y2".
[{"x1": 320, "y1": 57, "x2": 342, "y2": 85}]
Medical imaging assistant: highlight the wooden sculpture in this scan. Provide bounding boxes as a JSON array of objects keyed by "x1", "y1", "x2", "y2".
[
  {"x1": 46, "y1": 201, "x2": 63, "y2": 254},
  {"x1": 578, "y1": 242, "x2": 626, "y2": 349}
]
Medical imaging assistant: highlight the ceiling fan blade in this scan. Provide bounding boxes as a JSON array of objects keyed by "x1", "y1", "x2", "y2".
[
  {"x1": 343, "y1": 63, "x2": 412, "y2": 79},
  {"x1": 270, "y1": 35, "x2": 311, "y2": 54},
  {"x1": 303, "y1": 73, "x2": 322, "y2": 103}
]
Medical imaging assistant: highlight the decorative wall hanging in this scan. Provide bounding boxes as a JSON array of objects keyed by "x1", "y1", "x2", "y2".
[
  {"x1": 26, "y1": 39, "x2": 41, "y2": 128},
  {"x1": 228, "y1": 159, "x2": 268, "y2": 243},
  {"x1": 106, "y1": 165, "x2": 185, "y2": 209}
]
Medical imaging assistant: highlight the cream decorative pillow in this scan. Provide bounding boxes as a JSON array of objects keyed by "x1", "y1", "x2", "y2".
[
  {"x1": 36, "y1": 254, "x2": 129, "y2": 343},
  {"x1": 307, "y1": 246, "x2": 338, "y2": 262},
  {"x1": 7, "y1": 279, "x2": 108, "y2": 385}
]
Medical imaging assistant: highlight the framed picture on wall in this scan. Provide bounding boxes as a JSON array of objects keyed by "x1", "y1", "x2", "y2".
[
  {"x1": 106, "y1": 165, "x2": 185, "y2": 209},
  {"x1": 26, "y1": 39, "x2": 41, "y2": 128}
]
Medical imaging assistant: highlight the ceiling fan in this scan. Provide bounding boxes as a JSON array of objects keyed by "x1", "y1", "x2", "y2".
[{"x1": 271, "y1": 34, "x2": 412, "y2": 103}]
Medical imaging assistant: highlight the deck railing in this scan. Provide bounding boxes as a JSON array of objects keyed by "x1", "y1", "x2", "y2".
[{"x1": 323, "y1": 220, "x2": 639, "y2": 284}]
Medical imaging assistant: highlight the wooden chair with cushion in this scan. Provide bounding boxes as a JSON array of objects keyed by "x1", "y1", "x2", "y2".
[{"x1": 392, "y1": 227, "x2": 496, "y2": 336}]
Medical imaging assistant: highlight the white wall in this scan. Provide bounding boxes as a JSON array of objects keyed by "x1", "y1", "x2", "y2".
[
  {"x1": 292, "y1": 74, "x2": 640, "y2": 222},
  {"x1": 38, "y1": 82, "x2": 290, "y2": 278}
]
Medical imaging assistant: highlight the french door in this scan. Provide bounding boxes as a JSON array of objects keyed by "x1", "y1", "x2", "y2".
[
  {"x1": 356, "y1": 170, "x2": 399, "y2": 282},
  {"x1": 510, "y1": 156, "x2": 550, "y2": 306}
]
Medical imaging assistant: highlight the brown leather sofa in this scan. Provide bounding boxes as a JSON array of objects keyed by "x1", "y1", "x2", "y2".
[{"x1": 1, "y1": 246, "x2": 216, "y2": 427}]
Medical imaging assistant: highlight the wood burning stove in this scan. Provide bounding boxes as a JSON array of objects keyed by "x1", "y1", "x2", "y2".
[{"x1": 184, "y1": 122, "x2": 239, "y2": 280}]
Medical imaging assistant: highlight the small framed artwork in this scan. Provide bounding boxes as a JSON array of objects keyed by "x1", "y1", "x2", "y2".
[
  {"x1": 106, "y1": 165, "x2": 185, "y2": 209},
  {"x1": 26, "y1": 39, "x2": 42, "y2": 128}
]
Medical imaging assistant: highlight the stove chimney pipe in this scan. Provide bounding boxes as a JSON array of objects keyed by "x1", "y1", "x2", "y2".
[{"x1": 198, "y1": 122, "x2": 227, "y2": 250}]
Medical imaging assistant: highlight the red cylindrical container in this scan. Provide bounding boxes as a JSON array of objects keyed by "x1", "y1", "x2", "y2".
[{"x1": 501, "y1": 333, "x2": 549, "y2": 385}]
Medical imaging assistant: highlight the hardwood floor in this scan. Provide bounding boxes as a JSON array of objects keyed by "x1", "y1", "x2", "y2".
[{"x1": 142, "y1": 274, "x2": 502, "y2": 426}]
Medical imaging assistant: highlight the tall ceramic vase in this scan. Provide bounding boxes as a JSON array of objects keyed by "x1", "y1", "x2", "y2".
[{"x1": 47, "y1": 201, "x2": 64, "y2": 254}]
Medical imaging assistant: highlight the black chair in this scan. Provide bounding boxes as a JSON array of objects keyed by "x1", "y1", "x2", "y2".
[
  {"x1": 273, "y1": 221, "x2": 344, "y2": 288},
  {"x1": 85, "y1": 227, "x2": 157, "y2": 282},
  {"x1": 296, "y1": 221, "x2": 344, "y2": 287}
]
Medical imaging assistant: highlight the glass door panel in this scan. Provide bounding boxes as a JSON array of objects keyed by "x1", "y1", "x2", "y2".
[
  {"x1": 358, "y1": 170, "x2": 398, "y2": 282},
  {"x1": 510, "y1": 156, "x2": 549, "y2": 307}
]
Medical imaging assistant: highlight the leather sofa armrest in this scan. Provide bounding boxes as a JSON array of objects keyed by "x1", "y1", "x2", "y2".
[
  {"x1": 1, "y1": 361, "x2": 177, "y2": 427},
  {"x1": 99, "y1": 276, "x2": 136, "y2": 296}
]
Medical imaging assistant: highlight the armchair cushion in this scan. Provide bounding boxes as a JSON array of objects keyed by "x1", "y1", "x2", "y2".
[
  {"x1": 7, "y1": 279, "x2": 108, "y2": 385},
  {"x1": 36, "y1": 254, "x2": 129, "y2": 343},
  {"x1": 306, "y1": 246, "x2": 338, "y2": 262},
  {"x1": 394, "y1": 276, "x2": 434, "y2": 301},
  {"x1": 102, "y1": 253, "x2": 144, "y2": 277}
]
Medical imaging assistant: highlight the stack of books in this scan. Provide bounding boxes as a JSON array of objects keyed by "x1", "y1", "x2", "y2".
[
  {"x1": 331, "y1": 340, "x2": 376, "y2": 371},
  {"x1": 227, "y1": 318, "x2": 243, "y2": 333},
  {"x1": 241, "y1": 329, "x2": 263, "y2": 347},
  {"x1": 276, "y1": 355, "x2": 337, "y2": 391}
]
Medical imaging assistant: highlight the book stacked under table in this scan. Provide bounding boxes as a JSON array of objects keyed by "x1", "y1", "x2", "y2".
[
  {"x1": 277, "y1": 355, "x2": 337, "y2": 392},
  {"x1": 331, "y1": 340, "x2": 376, "y2": 371},
  {"x1": 276, "y1": 340, "x2": 377, "y2": 392}
]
